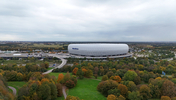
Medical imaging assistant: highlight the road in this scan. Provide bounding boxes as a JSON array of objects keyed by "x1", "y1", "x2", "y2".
[
  {"x1": 8, "y1": 86, "x2": 16, "y2": 95},
  {"x1": 42, "y1": 55, "x2": 67, "y2": 74}
]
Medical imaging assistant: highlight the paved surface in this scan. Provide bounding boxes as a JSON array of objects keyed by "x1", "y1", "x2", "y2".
[
  {"x1": 8, "y1": 86, "x2": 16, "y2": 95},
  {"x1": 43, "y1": 54, "x2": 67, "y2": 74},
  {"x1": 62, "y1": 86, "x2": 67, "y2": 99}
]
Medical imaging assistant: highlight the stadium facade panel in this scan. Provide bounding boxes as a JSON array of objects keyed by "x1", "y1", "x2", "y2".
[{"x1": 68, "y1": 44, "x2": 129, "y2": 57}]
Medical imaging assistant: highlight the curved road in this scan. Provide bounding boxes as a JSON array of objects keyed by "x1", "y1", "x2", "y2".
[
  {"x1": 8, "y1": 86, "x2": 16, "y2": 95},
  {"x1": 43, "y1": 55, "x2": 67, "y2": 74}
]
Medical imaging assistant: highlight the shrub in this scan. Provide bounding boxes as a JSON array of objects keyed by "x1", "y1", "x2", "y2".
[
  {"x1": 66, "y1": 95, "x2": 80, "y2": 100},
  {"x1": 65, "y1": 79, "x2": 75, "y2": 89}
]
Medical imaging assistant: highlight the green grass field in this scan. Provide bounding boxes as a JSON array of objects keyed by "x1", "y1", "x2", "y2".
[
  {"x1": 47, "y1": 67, "x2": 54, "y2": 70},
  {"x1": 67, "y1": 78, "x2": 106, "y2": 100},
  {"x1": 49, "y1": 72, "x2": 71, "y2": 79},
  {"x1": 7, "y1": 81, "x2": 26, "y2": 94}
]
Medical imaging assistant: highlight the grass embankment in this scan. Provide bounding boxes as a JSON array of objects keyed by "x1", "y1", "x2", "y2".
[
  {"x1": 7, "y1": 81, "x2": 26, "y2": 94},
  {"x1": 67, "y1": 78, "x2": 106, "y2": 100},
  {"x1": 51, "y1": 73, "x2": 105, "y2": 100}
]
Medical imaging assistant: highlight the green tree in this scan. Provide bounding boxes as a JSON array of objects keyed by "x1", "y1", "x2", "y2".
[
  {"x1": 76, "y1": 69, "x2": 84, "y2": 79},
  {"x1": 139, "y1": 85, "x2": 151, "y2": 100},
  {"x1": 128, "y1": 91, "x2": 142, "y2": 100},
  {"x1": 108, "y1": 88, "x2": 120, "y2": 97},
  {"x1": 37, "y1": 83, "x2": 51, "y2": 100},
  {"x1": 102, "y1": 75, "x2": 108, "y2": 81},
  {"x1": 56, "y1": 83, "x2": 62, "y2": 97},
  {"x1": 123, "y1": 71, "x2": 137, "y2": 81},
  {"x1": 49, "y1": 82, "x2": 57, "y2": 100},
  {"x1": 127, "y1": 81, "x2": 137, "y2": 92},
  {"x1": 85, "y1": 69, "x2": 93, "y2": 78},
  {"x1": 97, "y1": 80, "x2": 118, "y2": 97},
  {"x1": 63, "y1": 72, "x2": 70, "y2": 83},
  {"x1": 106, "y1": 71, "x2": 114, "y2": 78}
]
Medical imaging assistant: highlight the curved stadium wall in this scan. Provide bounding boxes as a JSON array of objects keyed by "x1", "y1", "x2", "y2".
[{"x1": 68, "y1": 44, "x2": 129, "y2": 57}]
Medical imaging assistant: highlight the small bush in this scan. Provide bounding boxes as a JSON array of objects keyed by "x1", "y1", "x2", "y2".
[{"x1": 65, "y1": 79, "x2": 75, "y2": 89}]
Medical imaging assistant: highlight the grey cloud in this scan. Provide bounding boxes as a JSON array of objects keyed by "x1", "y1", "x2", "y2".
[{"x1": 0, "y1": 0, "x2": 176, "y2": 41}]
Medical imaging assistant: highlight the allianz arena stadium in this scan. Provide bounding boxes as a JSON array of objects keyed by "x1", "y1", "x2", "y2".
[{"x1": 68, "y1": 44, "x2": 131, "y2": 58}]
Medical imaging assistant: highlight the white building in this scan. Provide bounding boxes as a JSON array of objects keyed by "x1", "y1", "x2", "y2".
[{"x1": 68, "y1": 44, "x2": 130, "y2": 58}]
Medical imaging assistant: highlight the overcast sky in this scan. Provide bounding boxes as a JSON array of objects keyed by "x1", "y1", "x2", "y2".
[{"x1": 0, "y1": 0, "x2": 176, "y2": 41}]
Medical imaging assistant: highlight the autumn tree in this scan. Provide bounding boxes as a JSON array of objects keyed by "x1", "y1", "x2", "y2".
[
  {"x1": 118, "y1": 84, "x2": 128, "y2": 97},
  {"x1": 56, "y1": 83, "x2": 62, "y2": 97},
  {"x1": 57, "y1": 74, "x2": 64, "y2": 83},
  {"x1": 110, "y1": 75, "x2": 121, "y2": 83},
  {"x1": 72, "y1": 67, "x2": 78, "y2": 75},
  {"x1": 85, "y1": 69, "x2": 93, "y2": 78},
  {"x1": 161, "y1": 80, "x2": 176, "y2": 98},
  {"x1": 171, "y1": 97, "x2": 176, "y2": 100},
  {"x1": 148, "y1": 83, "x2": 161, "y2": 98},
  {"x1": 97, "y1": 80, "x2": 118, "y2": 97},
  {"x1": 139, "y1": 85, "x2": 151, "y2": 100},
  {"x1": 94, "y1": 67, "x2": 99, "y2": 74},
  {"x1": 44, "y1": 61, "x2": 49, "y2": 69},
  {"x1": 17, "y1": 73, "x2": 23, "y2": 81},
  {"x1": 118, "y1": 95, "x2": 126, "y2": 100},
  {"x1": 161, "y1": 96, "x2": 171, "y2": 100},
  {"x1": 107, "y1": 94, "x2": 117, "y2": 100}
]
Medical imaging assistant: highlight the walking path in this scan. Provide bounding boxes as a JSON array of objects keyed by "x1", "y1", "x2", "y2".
[
  {"x1": 62, "y1": 86, "x2": 67, "y2": 99},
  {"x1": 8, "y1": 86, "x2": 16, "y2": 96}
]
